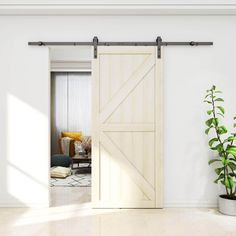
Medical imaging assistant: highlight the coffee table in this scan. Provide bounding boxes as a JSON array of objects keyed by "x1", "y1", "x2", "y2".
[{"x1": 71, "y1": 154, "x2": 91, "y2": 170}]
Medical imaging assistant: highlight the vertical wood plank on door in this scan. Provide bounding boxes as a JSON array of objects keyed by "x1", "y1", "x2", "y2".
[
  {"x1": 91, "y1": 56, "x2": 100, "y2": 207},
  {"x1": 155, "y1": 52, "x2": 163, "y2": 208}
]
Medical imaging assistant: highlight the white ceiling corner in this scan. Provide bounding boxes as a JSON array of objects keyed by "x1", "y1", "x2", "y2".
[{"x1": 0, "y1": 0, "x2": 236, "y2": 15}]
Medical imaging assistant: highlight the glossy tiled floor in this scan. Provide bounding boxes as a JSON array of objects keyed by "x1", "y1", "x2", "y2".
[
  {"x1": 51, "y1": 186, "x2": 91, "y2": 207},
  {"x1": 0, "y1": 187, "x2": 236, "y2": 236}
]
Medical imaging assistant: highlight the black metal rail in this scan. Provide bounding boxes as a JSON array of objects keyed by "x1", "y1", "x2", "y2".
[{"x1": 28, "y1": 36, "x2": 213, "y2": 58}]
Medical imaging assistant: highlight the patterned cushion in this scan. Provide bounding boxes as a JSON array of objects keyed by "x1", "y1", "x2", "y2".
[
  {"x1": 60, "y1": 131, "x2": 82, "y2": 157},
  {"x1": 80, "y1": 136, "x2": 91, "y2": 154},
  {"x1": 74, "y1": 140, "x2": 85, "y2": 155}
]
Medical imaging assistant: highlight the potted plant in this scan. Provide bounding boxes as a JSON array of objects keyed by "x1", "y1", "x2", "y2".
[{"x1": 204, "y1": 85, "x2": 236, "y2": 215}]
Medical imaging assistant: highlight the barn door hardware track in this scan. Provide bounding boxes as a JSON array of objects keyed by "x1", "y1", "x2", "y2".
[{"x1": 28, "y1": 36, "x2": 213, "y2": 59}]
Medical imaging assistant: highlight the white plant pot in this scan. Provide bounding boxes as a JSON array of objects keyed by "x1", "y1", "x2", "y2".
[{"x1": 218, "y1": 195, "x2": 236, "y2": 216}]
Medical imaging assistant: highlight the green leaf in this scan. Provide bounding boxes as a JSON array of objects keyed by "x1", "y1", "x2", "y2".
[
  {"x1": 209, "y1": 138, "x2": 219, "y2": 147},
  {"x1": 215, "y1": 91, "x2": 222, "y2": 93},
  {"x1": 212, "y1": 118, "x2": 219, "y2": 126},
  {"x1": 205, "y1": 94, "x2": 211, "y2": 99},
  {"x1": 214, "y1": 174, "x2": 224, "y2": 184},
  {"x1": 206, "y1": 118, "x2": 213, "y2": 127},
  {"x1": 234, "y1": 117, "x2": 236, "y2": 120},
  {"x1": 218, "y1": 126, "x2": 227, "y2": 135},
  {"x1": 229, "y1": 157, "x2": 236, "y2": 162},
  {"x1": 212, "y1": 85, "x2": 216, "y2": 90},
  {"x1": 215, "y1": 98, "x2": 224, "y2": 102},
  {"x1": 234, "y1": 123, "x2": 236, "y2": 128},
  {"x1": 228, "y1": 162, "x2": 236, "y2": 170},
  {"x1": 204, "y1": 100, "x2": 212, "y2": 104},
  {"x1": 226, "y1": 146, "x2": 236, "y2": 155},
  {"x1": 205, "y1": 127, "x2": 211, "y2": 135},
  {"x1": 217, "y1": 112, "x2": 224, "y2": 118},
  {"x1": 208, "y1": 159, "x2": 221, "y2": 165},
  {"x1": 215, "y1": 167, "x2": 224, "y2": 175},
  {"x1": 211, "y1": 143, "x2": 223, "y2": 153},
  {"x1": 224, "y1": 177, "x2": 230, "y2": 188},
  {"x1": 207, "y1": 110, "x2": 213, "y2": 115},
  {"x1": 217, "y1": 106, "x2": 225, "y2": 114},
  {"x1": 205, "y1": 118, "x2": 218, "y2": 128},
  {"x1": 229, "y1": 173, "x2": 236, "y2": 177},
  {"x1": 225, "y1": 136, "x2": 236, "y2": 143},
  {"x1": 221, "y1": 157, "x2": 230, "y2": 166},
  {"x1": 224, "y1": 177, "x2": 234, "y2": 189}
]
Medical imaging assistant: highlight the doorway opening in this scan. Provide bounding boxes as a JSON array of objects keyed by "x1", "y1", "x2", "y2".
[
  {"x1": 48, "y1": 45, "x2": 163, "y2": 208},
  {"x1": 49, "y1": 47, "x2": 92, "y2": 207}
]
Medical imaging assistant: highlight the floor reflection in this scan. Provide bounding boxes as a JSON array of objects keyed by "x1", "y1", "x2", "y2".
[
  {"x1": 1, "y1": 207, "x2": 236, "y2": 236},
  {"x1": 0, "y1": 188, "x2": 236, "y2": 236}
]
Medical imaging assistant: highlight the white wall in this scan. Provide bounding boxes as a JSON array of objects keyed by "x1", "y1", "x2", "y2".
[
  {"x1": 0, "y1": 32, "x2": 50, "y2": 207},
  {"x1": 50, "y1": 47, "x2": 91, "y2": 62},
  {"x1": 0, "y1": 15, "x2": 236, "y2": 207}
]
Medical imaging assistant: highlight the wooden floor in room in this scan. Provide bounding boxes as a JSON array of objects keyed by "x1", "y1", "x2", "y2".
[{"x1": 0, "y1": 187, "x2": 236, "y2": 236}]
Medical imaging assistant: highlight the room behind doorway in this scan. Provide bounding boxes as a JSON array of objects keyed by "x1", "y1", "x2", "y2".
[{"x1": 50, "y1": 71, "x2": 92, "y2": 207}]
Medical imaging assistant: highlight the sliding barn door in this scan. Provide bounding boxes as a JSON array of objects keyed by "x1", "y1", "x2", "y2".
[{"x1": 92, "y1": 47, "x2": 162, "y2": 208}]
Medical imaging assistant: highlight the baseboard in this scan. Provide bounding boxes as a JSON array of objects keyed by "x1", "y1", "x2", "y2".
[
  {"x1": 164, "y1": 201, "x2": 217, "y2": 208},
  {"x1": 0, "y1": 201, "x2": 217, "y2": 208}
]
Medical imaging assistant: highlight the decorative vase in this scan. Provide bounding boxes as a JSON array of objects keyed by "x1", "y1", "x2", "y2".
[{"x1": 218, "y1": 195, "x2": 236, "y2": 216}]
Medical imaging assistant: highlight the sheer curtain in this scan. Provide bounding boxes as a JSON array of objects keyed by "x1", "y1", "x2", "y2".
[{"x1": 51, "y1": 72, "x2": 91, "y2": 155}]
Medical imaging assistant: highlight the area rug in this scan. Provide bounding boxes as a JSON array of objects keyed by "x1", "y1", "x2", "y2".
[{"x1": 50, "y1": 169, "x2": 91, "y2": 187}]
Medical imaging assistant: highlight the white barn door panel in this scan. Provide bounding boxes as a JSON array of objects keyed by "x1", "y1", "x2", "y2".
[{"x1": 92, "y1": 46, "x2": 162, "y2": 208}]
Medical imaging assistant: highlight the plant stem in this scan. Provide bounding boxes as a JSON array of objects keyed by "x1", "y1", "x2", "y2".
[{"x1": 211, "y1": 90, "x2": 230, "y2": 196}]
